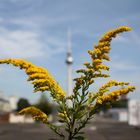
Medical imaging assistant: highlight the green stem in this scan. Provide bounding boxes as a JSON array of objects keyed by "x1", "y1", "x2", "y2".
[
  {"x1": 73, "y1": 116, "x2": 90, "y2": 138},
  {"x1": 68, "y1": 131, "x2": 73, "y2": 140},
  {"x1": 47, "y1": 122, "x2": 64, "y2": 138}
]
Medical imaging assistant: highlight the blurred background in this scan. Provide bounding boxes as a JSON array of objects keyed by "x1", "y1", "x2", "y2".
[{"x1": 0, "y1": 0, "x2": 140, "y2": 139}]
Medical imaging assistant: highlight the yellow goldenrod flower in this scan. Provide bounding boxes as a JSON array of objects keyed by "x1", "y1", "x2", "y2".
[
  {"x1": 98, "y1": 80, "x2": 129, "y2": 94},
  {"x1": 92, "y1": 59, "x2": 102, "y2": 64},
  {"x1": 99, "y1": 26, "x2": 131, "y2": 43},
  {"x1": 88, "y1": 50, "x2": 94, "y2": 55},
  {"x1": 76, "y1": 69, "x2": 86, "y2": 73},
  {"x1": 26, "y1": 67, "x2": 47, "y2": 75},
  {"x1": 93, "y1": 73, "x2": 110, "y2": 78},
  {"x1": 27, "y1": 73, "x2": 47, "y2": 81},
  {"x1": 96, "y1": 86, "x2": 135, "y2": 105},
  {"x1": 95, "y1": 64, "x2": 109, "y2": 71},
  {"x1": 34, "y1": 86, "x2": 49, "y2": 92},
  {"x1": 74, "y1": 26, "x2": 133, "y2": 97},
  {"x1": 94, "y1": 48, "x2": 102, "y2": 54},
  {"x1": 96, "y1": 98, "x2": 103, "y2": 105},
  {"x1": 19, "y1": 106, "x2": 48, "y2": 123},
  {"x1": 88, "y1": 68, "x2": 94, "y2": 73},
  {"x1": 0, "y1": 58, "x2": 65, "y2": 99}
]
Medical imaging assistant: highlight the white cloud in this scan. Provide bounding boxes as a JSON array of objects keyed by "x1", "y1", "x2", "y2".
[
  {"x1": 0, "y1": 15, "x2": 68, "y2": 59},
  {"x1": 109, "y1": 60, "x2": 140, "y2": 71},
  {"x1": 11, "y1": 18, "x2": 37, "y2": 28},
  {"x1": 0, "y1": 27, "x2": 45, "y2": 58},
  {"x1": 45, "y1": 35, "x2": 66, "y2": 54}
]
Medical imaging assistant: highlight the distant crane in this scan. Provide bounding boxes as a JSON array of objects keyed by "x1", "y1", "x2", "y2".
[{"x1": 66, "y1": 30, "x2": 73, "y2": 97}]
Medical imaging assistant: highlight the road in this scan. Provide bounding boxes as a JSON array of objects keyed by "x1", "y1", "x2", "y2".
[{"x1": 0, "y1": 118, "x2": 140, "y2": 140}]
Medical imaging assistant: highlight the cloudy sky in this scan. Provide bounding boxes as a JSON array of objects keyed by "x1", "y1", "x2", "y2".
[{"x1": 0, "y1": 0, "x2": 139, "y2": 103}]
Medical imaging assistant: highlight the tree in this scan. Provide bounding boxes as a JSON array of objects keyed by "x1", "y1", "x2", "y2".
[
  {"x1": 17, "y1": 98, "x2": 30, "y2": 111},
  {"x1": 35, "y1": 93, "x2": 52, "y2": 115},
  {"x1": 111, "y1": 98, "x2": 128, "y2": 108}
]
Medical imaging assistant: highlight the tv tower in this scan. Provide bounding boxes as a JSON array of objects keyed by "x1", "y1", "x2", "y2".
[{"x1": 66, "y1": 30, "x2": 73, "y2": 97}]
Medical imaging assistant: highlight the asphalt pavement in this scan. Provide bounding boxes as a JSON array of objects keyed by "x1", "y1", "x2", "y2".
[{"x1": 0, "y1": 118, "x2": 140, "y2": 140}]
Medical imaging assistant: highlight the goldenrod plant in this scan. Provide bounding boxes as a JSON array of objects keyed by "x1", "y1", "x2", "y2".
[{"x1": 0, "y1": 26, "x2": 135, "y2": 140}]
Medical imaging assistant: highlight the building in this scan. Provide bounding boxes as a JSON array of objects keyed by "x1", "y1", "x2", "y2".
[
  {"x1": 107, "y1": 108, "x2": 128, "y2": 122},
  {"x1": 0, "y1": 95, "x2": 11, "y2": 122},
  {"x1": 0, "y1": 97, "x2": 11, "y2": 113},
  {"x1": 128, "y1": 100, "x2": 140, "y2": 126},
  {"x1": 9, "y1": 96, "x2": 18, "y2": 111}
]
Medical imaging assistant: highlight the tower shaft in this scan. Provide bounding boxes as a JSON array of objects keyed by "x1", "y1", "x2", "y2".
[
  {"x1": 67, "y1": 63, "x2": 72, "y2": 96},
  {"x1": 66, "y1": 30, "x2": 73, "y2": 97}
]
